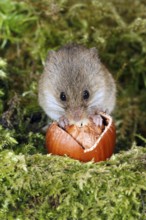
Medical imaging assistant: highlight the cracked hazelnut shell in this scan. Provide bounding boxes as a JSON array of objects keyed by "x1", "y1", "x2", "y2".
[{"x1": 46, "y1": 112, "x2": 116, "y2": 162}]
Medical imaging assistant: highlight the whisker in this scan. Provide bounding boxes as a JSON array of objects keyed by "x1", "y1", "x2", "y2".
[
  {"x1": 88, "y1": 105, "x2": 97, "y2": 111},
  {"x1": 48, "y1": 108, "x2": 65, "y2": 114},
  {"x1": 87, "y1": 105, "x2": 102, "y2": 115},
  {"x1": 47, "y1": 100, "x2": 63, "y2": 109}
]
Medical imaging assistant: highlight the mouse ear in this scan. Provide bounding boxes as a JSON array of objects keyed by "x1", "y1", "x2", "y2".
[
  {"x1": 90, "y1": 47, "x2": 98, "y2": 56},
  {"x1": 46, "y1": 50, "x2": 56, "y2": 61}
]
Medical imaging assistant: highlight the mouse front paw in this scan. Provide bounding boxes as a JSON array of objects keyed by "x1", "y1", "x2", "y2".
[
  {"x1": 58, "y1": 116, "x2": 69, "y2": 128},
  {"x1": 89, "y1": 114, "x2": 103, "y2": 127}
]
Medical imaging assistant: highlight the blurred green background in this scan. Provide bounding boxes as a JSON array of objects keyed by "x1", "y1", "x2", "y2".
[{"x1": 0, "y1": 0, "x2": 146, "y2": 153}]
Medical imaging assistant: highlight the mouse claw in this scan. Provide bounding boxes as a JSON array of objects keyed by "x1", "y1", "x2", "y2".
[
  {"x1": 58, "y1": 116, "x2": 69, "y2": 128},
  {"x1": 89, "y1": 114, "x2": 103, "y2": 127}
]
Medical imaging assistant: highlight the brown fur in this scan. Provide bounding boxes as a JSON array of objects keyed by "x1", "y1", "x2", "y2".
[{"x1": 38, "y1": 44, "x2": 116, "y2": 123}]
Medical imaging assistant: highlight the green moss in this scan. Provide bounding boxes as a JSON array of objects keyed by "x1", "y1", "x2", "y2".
[
  {"x1": 0, "y1": 0, "x2": 146, "y2": 218},
  {"x1": 0, "y1": 147, "x2": 146, "y2": 219}
]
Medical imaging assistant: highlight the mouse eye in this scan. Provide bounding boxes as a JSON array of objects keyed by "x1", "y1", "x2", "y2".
[
  {"x1": 60, "y1": 92, "x2": 66, "y2": 101},
  {"x1": 83, "y1": 90, "x2": 90, "y2": 100}
]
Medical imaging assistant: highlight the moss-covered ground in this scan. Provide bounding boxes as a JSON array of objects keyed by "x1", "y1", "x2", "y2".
[{"x1": 0, "y1": 0, "x2": 146, "y2": 219}]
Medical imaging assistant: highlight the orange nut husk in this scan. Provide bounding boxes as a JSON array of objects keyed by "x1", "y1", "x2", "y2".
[{"x1": 45, "y1": 112, "x2": 116, "y2": 162}]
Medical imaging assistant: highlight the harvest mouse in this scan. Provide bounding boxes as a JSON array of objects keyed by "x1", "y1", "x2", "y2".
[{"x1": 38, "y1": 44, "x2": 116, "y2": 128}]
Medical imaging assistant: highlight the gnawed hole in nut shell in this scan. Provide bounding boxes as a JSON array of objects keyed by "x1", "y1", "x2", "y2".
[{"x1": 59, "y1": 114, "x2": 109, "y2": 150}]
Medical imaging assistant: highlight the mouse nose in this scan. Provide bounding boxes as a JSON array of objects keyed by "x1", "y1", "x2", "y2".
[{"x1": 71, "y1": 108, "x2": 83, "y2": 121}]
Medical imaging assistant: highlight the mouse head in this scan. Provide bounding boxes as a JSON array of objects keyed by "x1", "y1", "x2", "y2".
[{"x1": 39, "y1": 44, "x2": 111, "y2": 124}]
